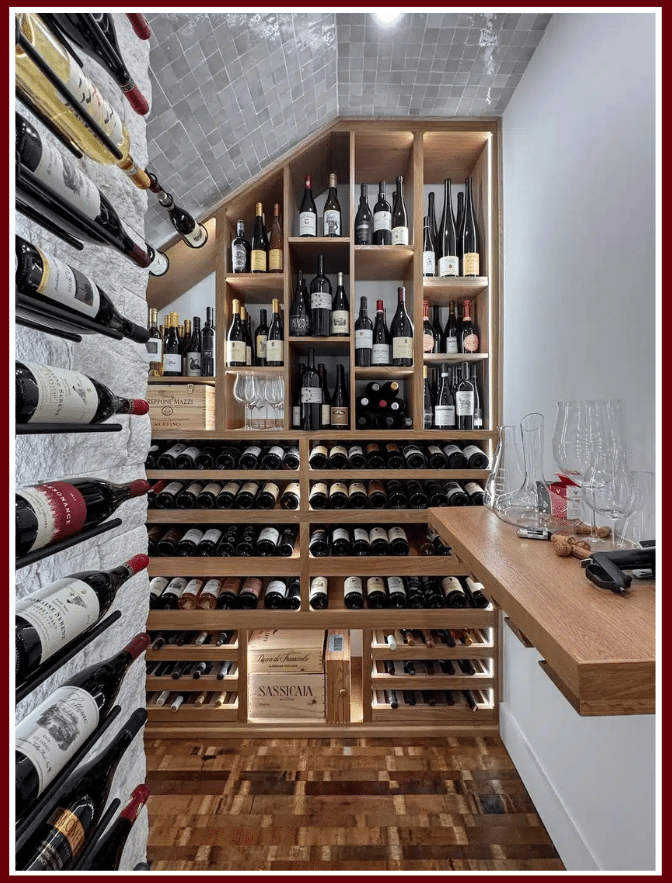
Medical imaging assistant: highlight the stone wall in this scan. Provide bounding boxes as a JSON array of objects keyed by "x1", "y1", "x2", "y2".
[{"x1": 15, "y1": 15, "x2": 152, "y2": 869}]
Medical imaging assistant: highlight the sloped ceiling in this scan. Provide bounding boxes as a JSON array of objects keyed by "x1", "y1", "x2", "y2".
[{"x1": 145, "y1": 12, "x2": 550, "y2": 246}]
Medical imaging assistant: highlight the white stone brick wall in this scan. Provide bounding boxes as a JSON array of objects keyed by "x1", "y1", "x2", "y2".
[{"x1": 15, "y1": 15, "x2": 152, "y2": 870}]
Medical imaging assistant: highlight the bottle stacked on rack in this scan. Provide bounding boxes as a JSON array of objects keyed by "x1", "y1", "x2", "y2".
[
  {"x1": 149, "y1": 575, "x2": 302, "y2": 610},
  {"x1": 147, "y1": 525, "x2": 298, "y2": 559},
  {"x1": 307, "y1": 441, "x2": 489, "y2": 471},
  {"x1": 355, "y1": 179, "x2": 409, "y2": 245},
  {"x1": 226, "y1": 298, "x2": 283, "y2": 367},
  {"x1": 230, "y1": 203, "x2": 283, "y2": 273},
  {"x1": 159, "y1": 308, "x2": 216, "y2": 377},
  {"x1": 299, "y1": 173, "x2": 342, "y2": 237},
  {"x1": 355, "y1": 380, "x2": 412, "y2": 430},
  {"x1": 423, "y1": 361, "x2": 484, "y2": 430},
  {"x1": 295, "y1": 349, "x2": 350, "y2": 430},
  {"x1": 289, "y1": 259, "x2": 349, "y2": 339},
  {"x1": 424, "y1": 178, "x2": 481, "y2": 277},
  {"x1": 146, "y1": 441, "x2": 300, "y2": 471},
  {"x1": 353, "y1": 288, "x2": 413, "y2": 367}
]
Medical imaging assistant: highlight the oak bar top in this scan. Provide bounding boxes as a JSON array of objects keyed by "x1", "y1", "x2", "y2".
[{"x1": 428, "y1": 508, "x2": 655, "y2": 716}]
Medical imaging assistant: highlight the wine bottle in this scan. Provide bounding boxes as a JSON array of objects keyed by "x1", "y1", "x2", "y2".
[
  {"x1": 146, "y1": 242, "x2": 169, "y2": 277},
  {"x1": 373, "y1": 181, "x2": 392, "y2": 245},
  {"x1": 331, "y1": 272, "x2": 349, "y2": 336},
  {"x1": 421, "y1": 300, "x2": 435, "y2": 354},
  {"x1": 433, "y1": 363, "x2": 455, "y2": 430},
  {"x1": 177, "y1": 579, "x2": 203, "y2": 611},
  {"x1": 371, "y1": 299, "x2": 391, "y2": 366},
  {"x1": 455, "y1": 362, "x2": 475, "y2": 430},
  {"x1": 280, "y1": 482, "x2": 300, "y2": 510},
  {"x1": 369, "y1": 526, "x2": 390, "y2": 556},
  {"x1": 428, "y1": 191, "x2": 440, "y2": 264},
  {"x1": 240, "y1": 305, "x2": 253, "y2": 366},
  {"x1": 444, "y1": 300, "x2": 458, "y2": 354},
  {"x1": 330, "y1": 527, "x2": 351, "y2": 556},
  {"x1": 231, "y1": 219, "x2": 251, "y2": 273},
  {"x1": 323, "y1": 173, "x2": 341, "y2": 236},
  {"x1": 16, "y1": 554, "x2": 148, "y2": 687},
  {"x1": 156, "y1": 189, "x2": 208, "y2": 248},
  {"x1": 175, "y1": 480, "x2": 202, "y2": 509},
  {"x1": 282, "y1": 446, "x2": 300, "y2": 470},
  {"x1": 262, "y1": 578, "x2": 287, "y2": 609},
  {"x1": 439, "y1": 179, "x2": 459, "y2": 277},
  {"x1": 366, "y1": 576, "x2": 388, "y2": 608},
  {"x1": 239, "y1": 445, "x2": 261, "y2": 469},
  {"x1": 278, "y1": 527, "x2": 297, "y2": 557},
  {"x1": 300, "y1": 349, "x2": 322, "y2": 431},
  {"x1": 391, "y1": 175, "x2": 409, "y2": 245},
  {"x1": 462, "y1": 444, "x2": 488, "y2": 471},
  {"x1": 309, "y1": 577, "x2": 329, "y2": 609},
  {"x1": 161, "y1": 314, "x2": 180, "y2": 376},
  {"x1": 156, "y1": 529, "x2": 183, "y2": 557},
  {"x1": 461, "y1": 177, "x2": 480, "y2": 276},
  {"x1": 351, "y1": 527, "x2": 370, "y2": 556},
  {"x1": 289, "y1": 271, "x2": 311, "y2": 336},
  {"x1": 444, "y1": 479, "x2": 469, "y2": 506},
  {"x1": 266, "y1": 299, "x2": 283, "y2": 366},
  {"x1": 347, "y1": 480, "x2": 368, "y2": 509},
  {"x1": 255, "y1": 526, "x2": 280, "y2": 556},
  {"x1": 310, "y1": 255, "x2": 332, "y2": 337},
  {"x1": 402, "y1": 444, "x2": 426, "y2": 469},
  {"x1": 318, "y1": 364, "x2": 331, "y2": 429},
  {"x1": 177, "y1": 528, "x2": 204, "y2": 556},
  {"x1": 458, "y1": 299, "x2": 479, "y2": 353},
  {"x1": 226, "y1": 299, "x2": 246, "y2": 367},
  {"x1": 202, "y1": 307, "x2": 216, "y2": 376},
  {"x1": 354, "y1": 296, "x2": 373, "y2": 366},
  {"x1": 465, "y1": 481, "x2": 485, "y2": 506},
  {"x1": 423, "y1": 366, "x2": 434, "y2": 429},
  {"x1": 309, "y1": 444, "x2": 328, "y2": 469},
  {"x1": 268, "y1": 203, "x2": 283, "y2": 272},
  {"x1": 146, "y1": 308, "x2": 163, "y2": 377},
  {"x1": 299, "y1": 174, "x2": 318, "y2": 236},
  {"x1": 15, "y1": 477, "x2": 149, "y2": 557},
  {"x1": 45, "y1": 13, "x2": 149, "y2": 114},
  {"x1": 15, "y1": 15, "x2": 150, "y2": 187},
  {"x1": 82, "y1": 783, "x2": 150, "y2": 871},
  {"x1": 344, "y1": 576, "x2": 364, "y2": 609},
  {"x1": 126, "y1": 13, "x2": 151, "y2": 39},
  {"x1": 422, "y1": 215, "x2": 435, "y2": 276},
  {"x1": 309, "y1": 528, "x2": 329, "y2": 557},
  {"x1": 328, "y1": 481, "x2": 349, "y2": 510},
  {"x1": 15, "y1": 634, "x2": 149, "y2": 808},
  {"x1": 219, "y1": 577, "x2": 243, "y2": 609},
  {"x1": 16, "y1": 361, "x2": 148, "y2": 425},
  {"x1": 149, "y1": 576, "x2": 168, "y2": 609},
  {"x1": 19, "y1": 708, "x2": 148, "y2": 871},
  {"x1": 464, "y1": 576, "x2": 490, "y2": 608},
  {"x1": 354, "y1": 183, "x2": 372, "y2": 244},
  {"x1": 251, "y1": 202, "x2": 268, "y2": 272},
  {"x1": 328, "y1": 444, "x2": 348, "y2": 469},
  {"x1": 390, "y1": 286, "x2": 413, "y2": 367},
  {"x1": 330, "y1": 364, "x2": 350, "y2": 428},
  {"x1": 471, "y1": 364, "x2": 484, "y2": 429},
  {"x1": 185, "y1": 317, "x2": 202, "y2": 377}
]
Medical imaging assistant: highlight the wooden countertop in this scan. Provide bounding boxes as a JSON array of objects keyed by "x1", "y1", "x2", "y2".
[{"x1": 428, "y1": 508, "x2": 656, "y2": 716}]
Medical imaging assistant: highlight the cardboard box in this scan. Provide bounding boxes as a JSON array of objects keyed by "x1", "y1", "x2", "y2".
[
  {"x1": 248, "y1": 672, "x2": 325, "y2": 720},
  {"x1": 248, "y1": 629, "x2": 326, "y2": 674},
  {"x1": 147, "y1": 382, "x2": 215, "y2": 431}
]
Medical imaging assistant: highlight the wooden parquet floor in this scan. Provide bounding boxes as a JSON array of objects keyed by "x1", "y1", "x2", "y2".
[{"x1": 145, "y1": 735, "x2": 564, "y2": 872}]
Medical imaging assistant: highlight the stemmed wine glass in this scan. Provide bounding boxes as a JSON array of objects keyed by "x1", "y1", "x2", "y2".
[
  {"x1": 232, "y1": 372, "x2": 259, "y2": 430},
  {"x1": 620, "y1": 470, "x2": 655, "y2": 544},
  {"x1": 264, "y1": 376, "x2": 285, "y2": 429},
  {"x1": 250, "y1": 380, "x2": 268, "y2": 430},
  {"x1": 582, "y1": 450, "x2": 637, "y2": 549}
]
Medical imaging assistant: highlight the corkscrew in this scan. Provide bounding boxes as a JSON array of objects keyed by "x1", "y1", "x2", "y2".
[{"x1": 581, "y1": 546, "x2": 655, "y2": 594}]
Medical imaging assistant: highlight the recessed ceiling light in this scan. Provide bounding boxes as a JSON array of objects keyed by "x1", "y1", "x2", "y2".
[{"x1": 371, "y1": 12, "x2": 404, "y2": 27}]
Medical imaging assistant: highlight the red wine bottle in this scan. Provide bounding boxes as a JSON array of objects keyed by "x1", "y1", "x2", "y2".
[
  {"x1": 156, "y1": 190, "x2": 208, "y2": 248},
  {"x1": 18, "y1": 709, "x2": 148, "y2": 871},
  {"x1": 16, "y1": 554, "x2": 148, "y2": 687},
  {"x1": 16, "y1": 361, "x2": 149, "y2": 425},
  {"x1": 16, "y1": 477, "x2": 149, "y2": 557},
  {"x1": 323, "y1": 173, "x2": 341, "y2": 236},
  {"x1": 15, "y1": 633, "x2": 150, "y2": 809},
  {"x1": 44, "y1": 13, "x2": 149, "y2": 114},
  {"x1": 354, "y1": 296, "x2": 373, "y2": 366},
  {"x1": 299, "y1": 175, "x2": 317, "y2": 237},
  {"x1": 371, "y1": 299, "x2": 390, "y2": 366},
  {"x1": 354, "y1": 183, "x2": 372, "y2": 244},
  {"x1": 83, "y1": 784, "x2": 150, "y2": 871},
  {"x1": 373, "y1": 181, "x2": 392, "y2": 245},
  {"x1": 126, "y1": 13, "x2": 151, "y2": 39},
  {"x1": 300, "y1": 348, "x2": 322, "y2": 431},
  {"x1": 15, "y1": 114, "x2": 150, "y2": 267},
  {"x1": 310, "y1": 254, "x2": 332, "y2": 337},
  {"x1": 15, "y1": 235, "x2": 150, "y2": 343},
  {"x1": 390, "y1": 286, "x2": 413, "y2": 367}
]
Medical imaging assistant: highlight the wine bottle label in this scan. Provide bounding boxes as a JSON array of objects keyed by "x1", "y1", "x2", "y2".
[
  {"x1": 330, "y1": 407, "x2": 348, "y2": 426},
  {"x1": 349, "y1": 445, "x2": 364, "y2": 456},
  {"x1": 144, "y1": 337, "x2": 163, "y2": 363},
  {"x1": 387, "y1": 576, "x2": 406, "y2": 595},
  {"x1": 301, "y1": 387, "x2": 322, "y2": 403},
  {"x1": 186, "y1": 353, "x2": 202, "y2": 376},
  {"x1": 256, "y1": 334, "x2": 268, "y2": 358},
  {"x1": 299, "y1": 212, "x2": 316, "y2": 236},
  {"x1": 245, "y1": 344, "x2": 252, "y2": 366},
  {"x1": 44, "y1": 805, "x2": 86, "y2": 863},
  {"x1": 366, "y1": 576, "x2": 385, "y2": 594},
  {"x1": 311, "y1": 445, "x2": 328, "y2": 457},
  {"x1": 311, "y1": 292, "x2": 331, "y2": 310},
  {"x1": 240, "y1": 482, "x2": 260, "y2": 495},
  {"x1": 443, "y1": 444, "x2": 461, "y2": 456},
  {"x1": 369, "y1": 527, "x2": 388, "y2": 542},
  {"x1": 463, "y1": 253, "x2": 480, "y2": 275},
  {"x1": 355, "y1": 223, "x2": 371, "y2": 242},
  {"x1": 331, "y1": 310, "x2": 349, "y2": 333},
  {"x1": 181, "y1": 528, "x2": 204, "y2": 545},
  {"x1": 344, "y1": 576, "x2": 363, "y2": 594},
  {"x1": 16, "y1": 578, "x2": 100, "y2": 665},
  {"x1": 428, "y1": 445, "x2": 443, "y2": 456},
  {"x1": 35, "y1": 248, "x2": 100, "y2": 319},
  {"x1": 226, "y1": 340, "x2": 246, "y2": 364},
  {"x1": 148, "y1": 248, "x2": 169, "y2": 276},
  {"x1": 266, "y1": 340, "x2": 283, "y2": 362},
  {"x1": 202, "y1": 529, "x2": 223, "y2": 544},
  {"x1": 183, "y1": 224, "x2": 206, "y2": 247},
  {"x1": 392, "y1": 226, "x2": 409, "y2": 245},
  {"x1": 373, "y1": 211, "x2": 392, "y2": 232},
  {"x1": 456, "y1": 391, "x2": 475, "y2": 416},
  {"x1": 160, "y1": 481, "x2": 182, "y2": 497},
  {"x1": 332, "y1": 528, "x2": 349, "y2": 542},
  {"x1": 231, "y1": 243, "x2": 247, "y2": 272},
  {"x1": 330, "y1": 445, "x2": 347, "y2": 456},
  {"x1": 149, "y1": 576, "x2": 169, "y2": 597},
  {"x1": 284, "y1": 482, "x2": 300, "y2": 495},
  {"x1": 355, "y1": 328, "x2": 373, "y2": 349},
  {"x1": 261, "y1": 482, "x2": 280, "y2": 498},
  {"x1": 32, "y1": 139, "x2": 101, "y2": 221},
  {"x1": 16, "y1": 686, "x2": 100, "y2": 795},
  {"x1": 310, "y1": 482, "x2": 328, "y2": 496},
  {"x1": 268, "y1": 249, "x2": 282, "y2": 271},
  {"x1": 201, "y1": 482, "x2": 223, "y2": 496},
  {"x1": 61, "y1": 55, "x2": 124, "y2": 144},
  {"x1": 268, "y1": 578, "x2": 288, "y2": 597},
  {"x1": 422, "y1": 330, "x2": 435, "y2": 352},
  {"x1": 438, "y1": 255, "x2": 459, "y2": 277},
  {"x1": 292, "y1": 405, "x2": 300, "y2": 426},
  {"x1": 240, "y1": 577, "x2": 261, "y2": 597},
  {"x1": 462, "y1": 445, "x2": 482, "y2": 459},
  {"x1": 434, "y1": 405, "x2": 456, "y2": 427},
  {"x1": 349, "y1": 481, "x2": 366, "y2": 495},
  {"x1": 258, "y1": 527, "x2": 280, "y2": 544},
  {"x1": 423, "y1": 251, "x2": 436, "y2": 274},
  {"x1": 251, "y1": 250, "x2": 266, "y2": 271},
  {"x1": 388, "y1": 526, "x2": 407, "y2": 541},
  {"x1": 310, "y1": 576, "x2": 328, "y2": 595},
  {"x1": 290, "y1": 316, "x2": 311, "y2": 336},
  {"x1": 21, "y1": 362, "x2": 98, "y2": 424},
  {"x1": 163, "y1": 354, "x2": 182, "y2": 372},
  {"x1": 323, "y1": 210, "x2": 341, "y2": 236},
  {"x1": 445, "y1": 336, "x2": 458, "y2": 354},
  {"x1": 322, "y1": 403, "x2": 331, "y2": 425},
  {"x1": 442, "y1": 576, "x2": 462, "y2": 593},
  {"x1": 16, "y1": 482, "x2": 87, "y2": 552},
  {"x1": 464, "y1": 481, "x2": 482, "y2": 495},
  {"x1": 392, "y1": 337, "x2": 413, "y2": 360},
  {"x1": 203, "y1": 579, "x2": 222, "y2": 598},
  {"x1": 462, "y1": 333, "x2": 479, "y2": 352},
  {"x1": 353, "y1": 528, "x2": 370, "y2": 543},
  {"x1": 266, "y1": 445, "x2": 283, "y2": 458},
  {"x1": 474, "y1": 409, "x2": 483, "y2": 429},
  {"x1": 371, "y1": 344, "x2": 390, "y2": 364},
  {"x1": 167, "y1": 577, "x2": 189, "y2": 595},
  {"x1": 243, "y1": 446, "x2": 262, "y2": 457},
  {"x1": 182, "y1": 579, "x2": 203, "y2": 597},
  {"x1": 330, "y1": 482, "x2": 348, "y2": 495}
]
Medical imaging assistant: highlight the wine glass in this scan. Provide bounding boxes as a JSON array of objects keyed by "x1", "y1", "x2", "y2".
[
  {"x1": 582, "y1": 450, "x2": 637, "y2": 549},
  {"x1": 249, "y1": 377, "x2": 268, "y2": 430},
  {"x1": 620, "y1": 470, "x2": 655, "y2": 544},
  {"x1": 264, "y1": 376, "x2": 285, "y2": 429},
  {"x1": 232, "y1": 372, "x2": 258, "y2": 430}
]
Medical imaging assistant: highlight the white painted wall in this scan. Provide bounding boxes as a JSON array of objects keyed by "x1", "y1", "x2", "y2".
[{"x1": 501, "y1": 12, "x2": 656, "y2": 871}]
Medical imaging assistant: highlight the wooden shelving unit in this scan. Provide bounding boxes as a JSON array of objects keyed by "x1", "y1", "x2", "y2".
[{"x1": 144, "y1": 118, "x2": 502, "y2": 738}]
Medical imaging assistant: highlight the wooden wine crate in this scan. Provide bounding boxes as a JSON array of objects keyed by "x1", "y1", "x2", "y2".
[
  {"x1": 248, "y1": 629, "x2": 326, "y2": 674},
  {"x1": 248, "y1": 672, "x2": 325, "y2": 720},
  {"x1": 325, "y1": 630, "x2": 351, "y2": 723},
  {"x1": 147, "y1": 382, "x2": 215, "y2": 431}
]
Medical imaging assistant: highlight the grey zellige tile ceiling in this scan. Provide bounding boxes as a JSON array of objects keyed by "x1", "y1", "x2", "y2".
[{"x1": 144, "y1": 12, "x2": 550, "y2": 246}]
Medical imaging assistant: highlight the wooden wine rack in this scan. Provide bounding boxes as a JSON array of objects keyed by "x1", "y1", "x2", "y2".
[{"x1": 144, "y1": 118, "x2": 503, "y2": 738}]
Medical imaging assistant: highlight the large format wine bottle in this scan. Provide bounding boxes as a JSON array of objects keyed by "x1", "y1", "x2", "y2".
[
  {"x1": 299, "y1": 175, "x2": 317, "y2": 237},
  {"x1": 16, "y1": 554, "x2": 148, "y2": 687},
  {"x1": 354, "y1": 296, "x2": 373, "y2": 366},
  {"x1": 354, "y1": 183, "x2": 372, "y2": 244},
  {"x1": 427, "y1": 192, "x2": 440, "y2": 265},
  {"x1": 15, "y1": 115, "x2": 150, "y2": 267},
  {"x1": 461, "y1": 177, "x2": 480, "y2": 276},
  {"x1": 15, "y1": 633, "x2": 150, "y2": 808},
  {"x1": 289, "y1": 270, "x2": 311, "y2": 336},
  {"x1": 439, "y1": 179, "x2": 459, "y2": 277},
  {"x1": 323, "y1": 173, "x2": 341, "y2": 236},
  {"x1": 83, "y1": 784, "x2": 150, "y2": 871},
  {"x1": 15, "y1": 13, "x2": 150, "y2": 187},
  {"x1": 15, "y1": 477, "x2": 149, "y2": 557},
  {"x1": 44, "y1": 13, "x2": 149, "y2": 114},
  {"x1": 309, "y1": 254, "x2": 332, "y2": 337},
  {"x1": 300, "y1": 348, "x2": 322, "y2": 431},
  {"x1": 391, "y1": 175, "x2": 409, "y2": 245},
  {"x1": 15, "y1": 235, "x2": 149, "y2": 340},
  {"x1": 18, "y1": 708, "x2": 148, "y2": 871},
  {"x1": 16, "y1": 361, "x2": 148, "y2": 425},
  {"x1": 226, "y1": 299, "x2": 246, "y2": 367},
  {"x1": 268, "y1": 203, "x2": 283, "y2": 272},
  {"x1": 390, "y1": 286, "x2": 413, "y2": 367}
]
